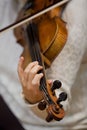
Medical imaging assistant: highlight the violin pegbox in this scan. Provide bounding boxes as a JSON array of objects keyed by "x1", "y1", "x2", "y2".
[{"x1": 38, "y1": 80, "x2": 67, "y2": 122}]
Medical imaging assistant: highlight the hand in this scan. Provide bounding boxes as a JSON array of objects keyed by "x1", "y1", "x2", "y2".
[{"x1": 18, "y1": 56, "x2": 52, "y2": 104}]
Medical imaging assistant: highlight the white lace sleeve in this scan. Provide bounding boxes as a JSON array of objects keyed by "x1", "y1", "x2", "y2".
[{"x1": 46, "y1": 0, "x2": 87, "y2": 111}]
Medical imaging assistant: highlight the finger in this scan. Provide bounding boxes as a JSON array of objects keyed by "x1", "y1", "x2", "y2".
[
  {"x1": 32, "y1": 73, "x2": 43, "y2": 87},
  {"x1": 29, "y1": 64, "x2": 43, "y2": 80},
  {"x1": 47, "y1": 79, "x2": 53, "y2": 85},
  {"x1": 24, "y1": 61, "x2": 39, "y2": 81},
  {"x1": 24, "y1": 61, "x2": 38, "y2": 73},
  {"x1": 18, "y1": 56, "x2": 24, "y2": 79},
  {"x1": 32, "y1": 65, "x2": 43, "y2": 74}
]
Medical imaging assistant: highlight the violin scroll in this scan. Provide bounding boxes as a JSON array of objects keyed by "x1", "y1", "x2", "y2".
[{"x1": 38, "y1": 80, "x2": 67, "y2": 122}]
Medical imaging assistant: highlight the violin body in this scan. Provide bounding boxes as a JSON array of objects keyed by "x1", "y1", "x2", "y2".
[
  {"x1": 14, "y1": 0, "x2": 68, "y2": 122},
  {"x1": 14, "y1": 0, "x2": 68, "y2": 68}
]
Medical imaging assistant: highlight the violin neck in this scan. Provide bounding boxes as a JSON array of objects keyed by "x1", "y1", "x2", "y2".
[
  {"x1": 26, "y1": 22, "x2": 42, "y2": 64},
  {"x1": 26, "y1": 22, "x2": 47, "y2": 89},
  {"x1": 26, "y1": 24, "x2": 53, "y2": 104}
]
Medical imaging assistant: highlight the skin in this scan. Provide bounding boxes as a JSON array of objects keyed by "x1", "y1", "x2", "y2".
[
  {"x1": 18, "y1": 56, "x2": 52, "y2": 104},
  {"x1": 17, "y1": 2, "x2": 61, "y2": 104}
]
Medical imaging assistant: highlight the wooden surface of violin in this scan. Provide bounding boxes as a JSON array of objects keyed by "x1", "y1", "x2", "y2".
[
  {"x1": 14, "y1": 0, "x2": 68, "y2": 122},
  {"x1": 14, "y1": 0, "x2": 68, "y2": 68}
]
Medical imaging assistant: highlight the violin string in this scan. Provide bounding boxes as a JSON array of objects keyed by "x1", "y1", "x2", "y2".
[
  {"x1": 29, "y1": 26, "x2": 49, "y2": 99},
  {"x1": 30, "y1": 24, "x2": 51, "y2": 99},
  {"x1": 0, "y1": 0, "x2": 69, "y2": 34},
  {"x1": 34, "y1": 45, "x2": 51, "y2": 99},
  {"x1": 27, "y1": 23, "x2": 48, "y2": 94},
  {"x1": 33, "y1": 37, "x2": 47, "y2": 93}
]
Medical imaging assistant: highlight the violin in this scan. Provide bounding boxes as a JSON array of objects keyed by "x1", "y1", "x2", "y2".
[
  {"x1": 0, "y1": 0, "x2": 68, "y2": 122},
  {"x1": 14, "y1": 0, "x2": 68, "y2": 69},
  {"x1": 13, "y1": 0, "x2": 68, "y2": 122}
]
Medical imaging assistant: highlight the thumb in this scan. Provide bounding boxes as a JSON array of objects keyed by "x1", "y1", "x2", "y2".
[{"x1": 47, "y1": 79, "x2": 53, "y2": 86}]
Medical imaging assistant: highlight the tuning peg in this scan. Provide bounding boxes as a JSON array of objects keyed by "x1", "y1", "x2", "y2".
[
  {"x1": 57, "y1": 92, "x2": 67, "y2": 104},
  {"x1": 38, "y1": 101, "x2": 47, "y2": 110},
  {"x1": 51, "y1": 80, "x2": 62, "y2": 92}
]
